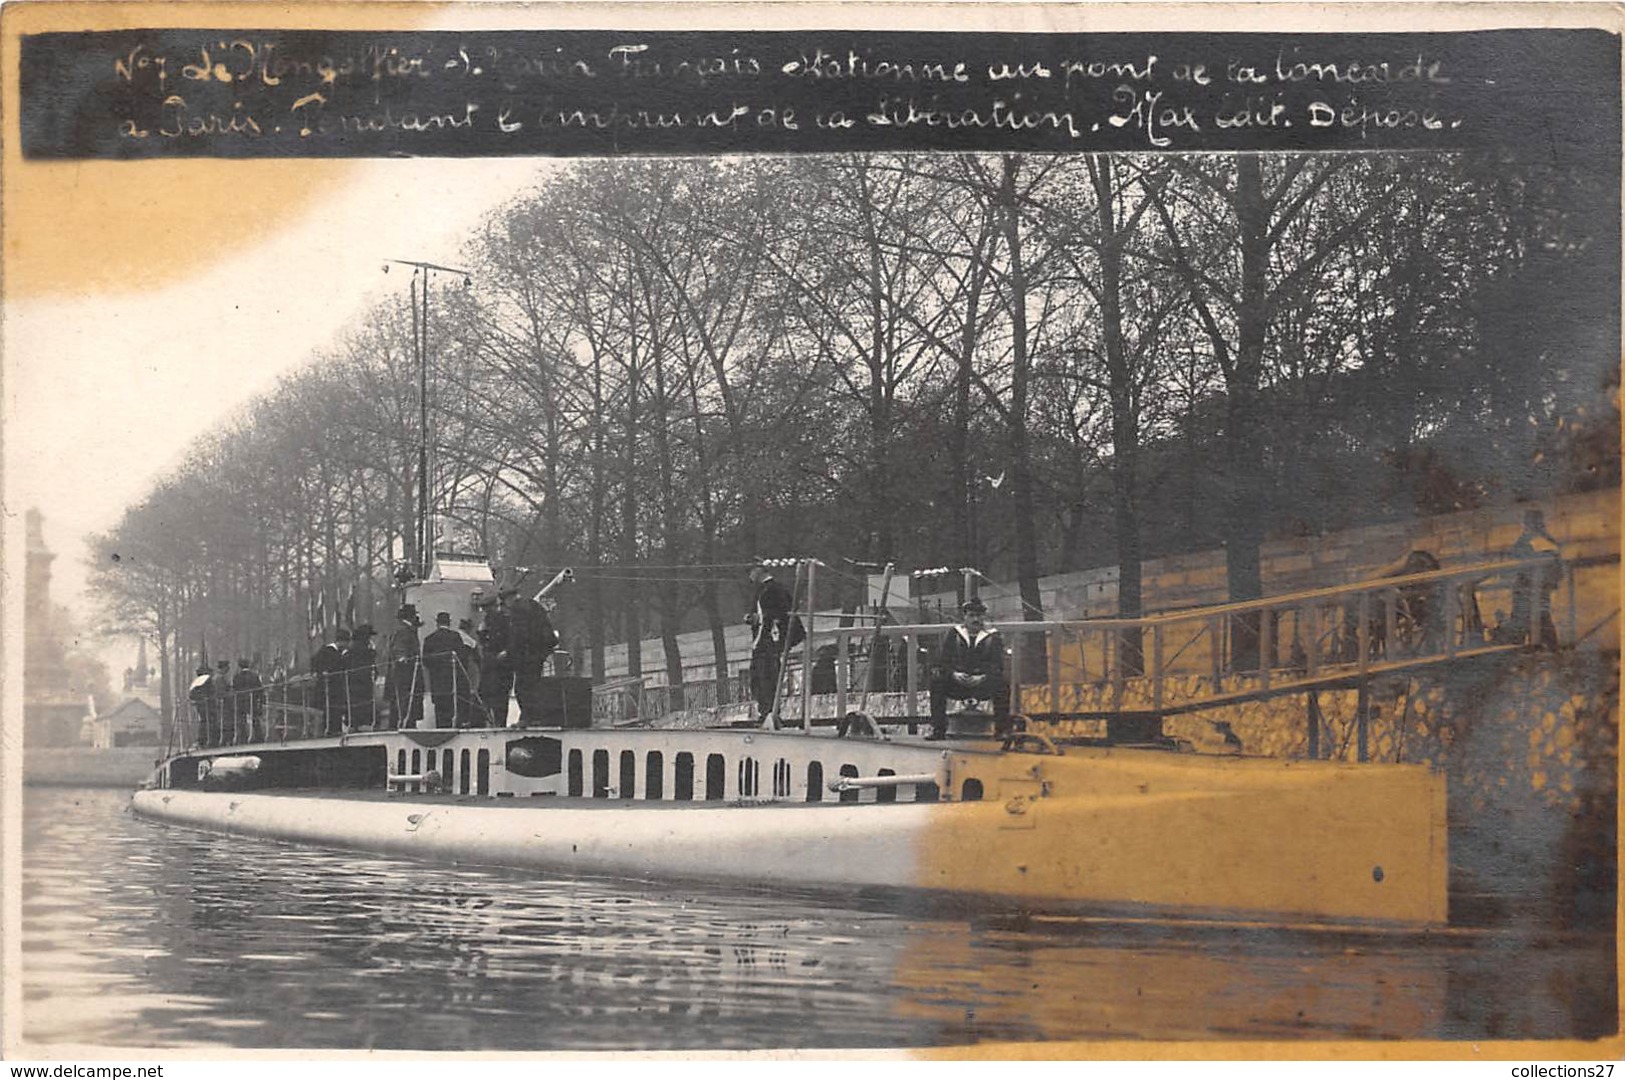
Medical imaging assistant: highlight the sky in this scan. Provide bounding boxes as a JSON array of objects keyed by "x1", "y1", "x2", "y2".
[{"x1": 4, "y1": 155, "x2": 548, "y2": 670}]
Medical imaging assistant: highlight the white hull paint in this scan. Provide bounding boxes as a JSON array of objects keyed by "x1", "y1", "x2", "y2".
[{"x1": 133, "y1": 789, "x2": 927, "y2": 892}]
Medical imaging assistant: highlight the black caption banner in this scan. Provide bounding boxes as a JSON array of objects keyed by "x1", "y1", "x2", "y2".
[{"x1": 17, "y1": 28, "x2": 1620, "y2": 162}]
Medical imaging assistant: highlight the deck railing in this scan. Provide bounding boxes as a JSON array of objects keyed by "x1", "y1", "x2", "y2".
[
  {"x1": 171, "y1": 554, "x2": 1597, "y2": 742},
  {"x1": 171, "y1": 655, "x2": 488, "y2": 751}
]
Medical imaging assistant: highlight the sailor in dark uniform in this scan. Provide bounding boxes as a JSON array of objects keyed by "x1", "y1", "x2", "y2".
[
  {"x1": 385, "y1": 605, "x2": 425, "y2": 729},
  {"x1": 928, "y1": 597, "x2": 1010, "y2": 740},
  {"x1": 475, "y1": 591, "x2": 513, "y2": 727},
  {"x1": 507, "y1": 591, "x2": 559, "y2": 726},
  {"x1": 344, "y1": 624, "x2": 378, "y2": 731},
  {"x1": 311, "y1": 628, "x2": 349, "y2": 737},
  {"x1": 211, "y1": 660, "x2": 234, "y2": 745},
  {"x1": 422, "y1": 611, "x2": 472, "y2": 728},
  {"x1": 746, "y1": 563, "x2": 793, "y2": 724},
  {"x1": 232, "y1": 658, "x2": 265, "y2": 744}
]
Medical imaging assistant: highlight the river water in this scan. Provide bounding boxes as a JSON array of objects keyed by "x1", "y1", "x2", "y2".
[{"x1": 19, "y1": 786, "x2": 1616, "y2": 1052}]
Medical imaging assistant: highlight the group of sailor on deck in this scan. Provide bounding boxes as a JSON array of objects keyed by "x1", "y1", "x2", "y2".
[
  {"x1": 187, "y1": 658, "x2": 266, "y2": 748},
  {"x1": 188, "y1": 586, "x2": 560, "y2": 746}
]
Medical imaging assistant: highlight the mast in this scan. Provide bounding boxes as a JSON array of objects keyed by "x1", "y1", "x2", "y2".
[
  {"x1": 386, "y1": 258, "x2": 473, "y2": 580},
  {"x1": 409, "y1": 274, "x2": 427, "y2": 578}
]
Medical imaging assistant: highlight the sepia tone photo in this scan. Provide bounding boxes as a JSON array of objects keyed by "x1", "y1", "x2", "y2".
[{"x1": 3, "y1": 1, "x2": 1620, "y2": 1060}]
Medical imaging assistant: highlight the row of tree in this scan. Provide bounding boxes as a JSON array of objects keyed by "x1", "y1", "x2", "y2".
[{"x1": 89, "y1": 151, "x2": 1619, "y2": 722}]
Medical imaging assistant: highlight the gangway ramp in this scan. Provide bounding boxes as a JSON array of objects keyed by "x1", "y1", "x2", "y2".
[{"x1": 808, "y1": 554, "x2": 1574, "y2": 735}]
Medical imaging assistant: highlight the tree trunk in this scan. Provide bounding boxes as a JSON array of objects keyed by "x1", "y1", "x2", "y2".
[
  {"x1": 156, "y1": 612, "x2": 173, "y2": 745},
  {"x1": 685, "y1": 372, "x2": 731, "y2": 702},
  {"x1": 999, "y1": 155, "x2": 1045, "y2": 636},
  {"x1": 859, "y1": 169, "x2": 895, "y2": 562},
  {"x1": 620, "y1": 299, "x2": 643, "y2": 680},
  {"x1": 1091, "y1": 157, "x2": 1145, "y2": 675},
  {"x1": 953, "y1": 219, "x2": 990, "y2": 571},
  {"x1": 1226, "y1": 156, "x2": 1270, "y2": 671},
  {"x1": 650, "y1": 328, "x2": 684, "y2": 708},
  {"x1": 588, "y1": 361, "x2": 608, "y2": 681}
]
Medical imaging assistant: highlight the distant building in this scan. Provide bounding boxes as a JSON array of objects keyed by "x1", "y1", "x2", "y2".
[
  {"x1": 91, "y1": 698, "x2": 164, "y2": 749},
  {"x1": 24, "y1": 509, "x2": 91, "y2": 747},
  {"x1": 120, "y1": 636, "x2": 162, "y2": 711}
]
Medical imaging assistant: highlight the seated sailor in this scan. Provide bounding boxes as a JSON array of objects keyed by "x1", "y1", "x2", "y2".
[{"x1": 929, "y1": 596, "x2": 1010, "y2": 741}]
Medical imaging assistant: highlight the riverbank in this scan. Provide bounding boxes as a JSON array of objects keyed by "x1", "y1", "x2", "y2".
[{"x1": 24, "y1": 747, "x2": 157, "y2": 788}]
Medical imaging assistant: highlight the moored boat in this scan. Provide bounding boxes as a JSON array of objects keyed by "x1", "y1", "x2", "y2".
[
  {"x1": 132, "y1": 707, "x2": 1448, "y2": 929},
  {"x1": 129, "y1": 246, "x2": 1460, "y2": 930}
]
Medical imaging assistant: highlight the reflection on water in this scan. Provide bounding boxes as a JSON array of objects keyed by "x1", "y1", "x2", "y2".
[{"x1": 21, "y1": 787, "x2": 1615, "y2": 1050}]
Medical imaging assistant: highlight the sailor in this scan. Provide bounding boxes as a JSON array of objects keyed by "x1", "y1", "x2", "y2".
[
  {"x1": 928, "y1": 597, "x2": 1010, "y2": 741},
  {"x1": 344, "y1": 624, "x2": 378, "y2": 731},
  {"x1": 507, "y1": 590, "x2": 560, "y2": 727},
  {"x1": 232, "y1": 658, "x2": 265, "y2": 744},
  {"x1": 422, "y1": 611, "x2": 472, "y2": 728},
  {"x1": 810, "y1": 642, "x2": 839, "y2": 694},
  {"x1": 475, "y1": 591, "x2": 513, "y2": 727},
  {"x1": 1505, "y1": 508, "x2": 1564, "y2": 648},
  {"x1": 211, "y1": 660, "x2": 235, "y2": 746},
  {"x1": 1355, "y1": 549, "x2": 1444, "y2": 659},
  {"x1": 385, "y1": 605, "x2": 425, "y2": 729},
  {"x1": 457, "y1": 617, "x2": 480, "y2": 653},
  {"x1": 311, "y1": 628, "x2": 350, "y2": 737},
  {"x1": 187, "y1": 664, "x2": 213, "y2": 748},
  {"x1": 746, "y1": 562, "x2": 794, "y2": 725},
  {"x1": 456, "y1": 617, "x2": 484, "y2": 725}
]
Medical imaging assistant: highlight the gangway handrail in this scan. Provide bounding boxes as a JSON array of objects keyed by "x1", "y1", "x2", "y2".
[
  {"x1": 752, "y1": 553, "x2": 1573, "y2": 739},
  {"x1": 1574, "y1": 608, "x2": 1620, "y2": 646},
  {"x1": 581, "y1": 553, "x2": 1581, "y2": 729}
]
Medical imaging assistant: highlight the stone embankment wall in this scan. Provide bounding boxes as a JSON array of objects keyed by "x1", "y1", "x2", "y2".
[
  {"x1": 1398, "y1": 650, "x2": 1617, "y2": 927},
  {"x1": 993, "y1": 488, "x2": 1617, "y2": 685},
  {"x1": 974, "y1": 488, "x2": 1619, "y2": 628}
]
